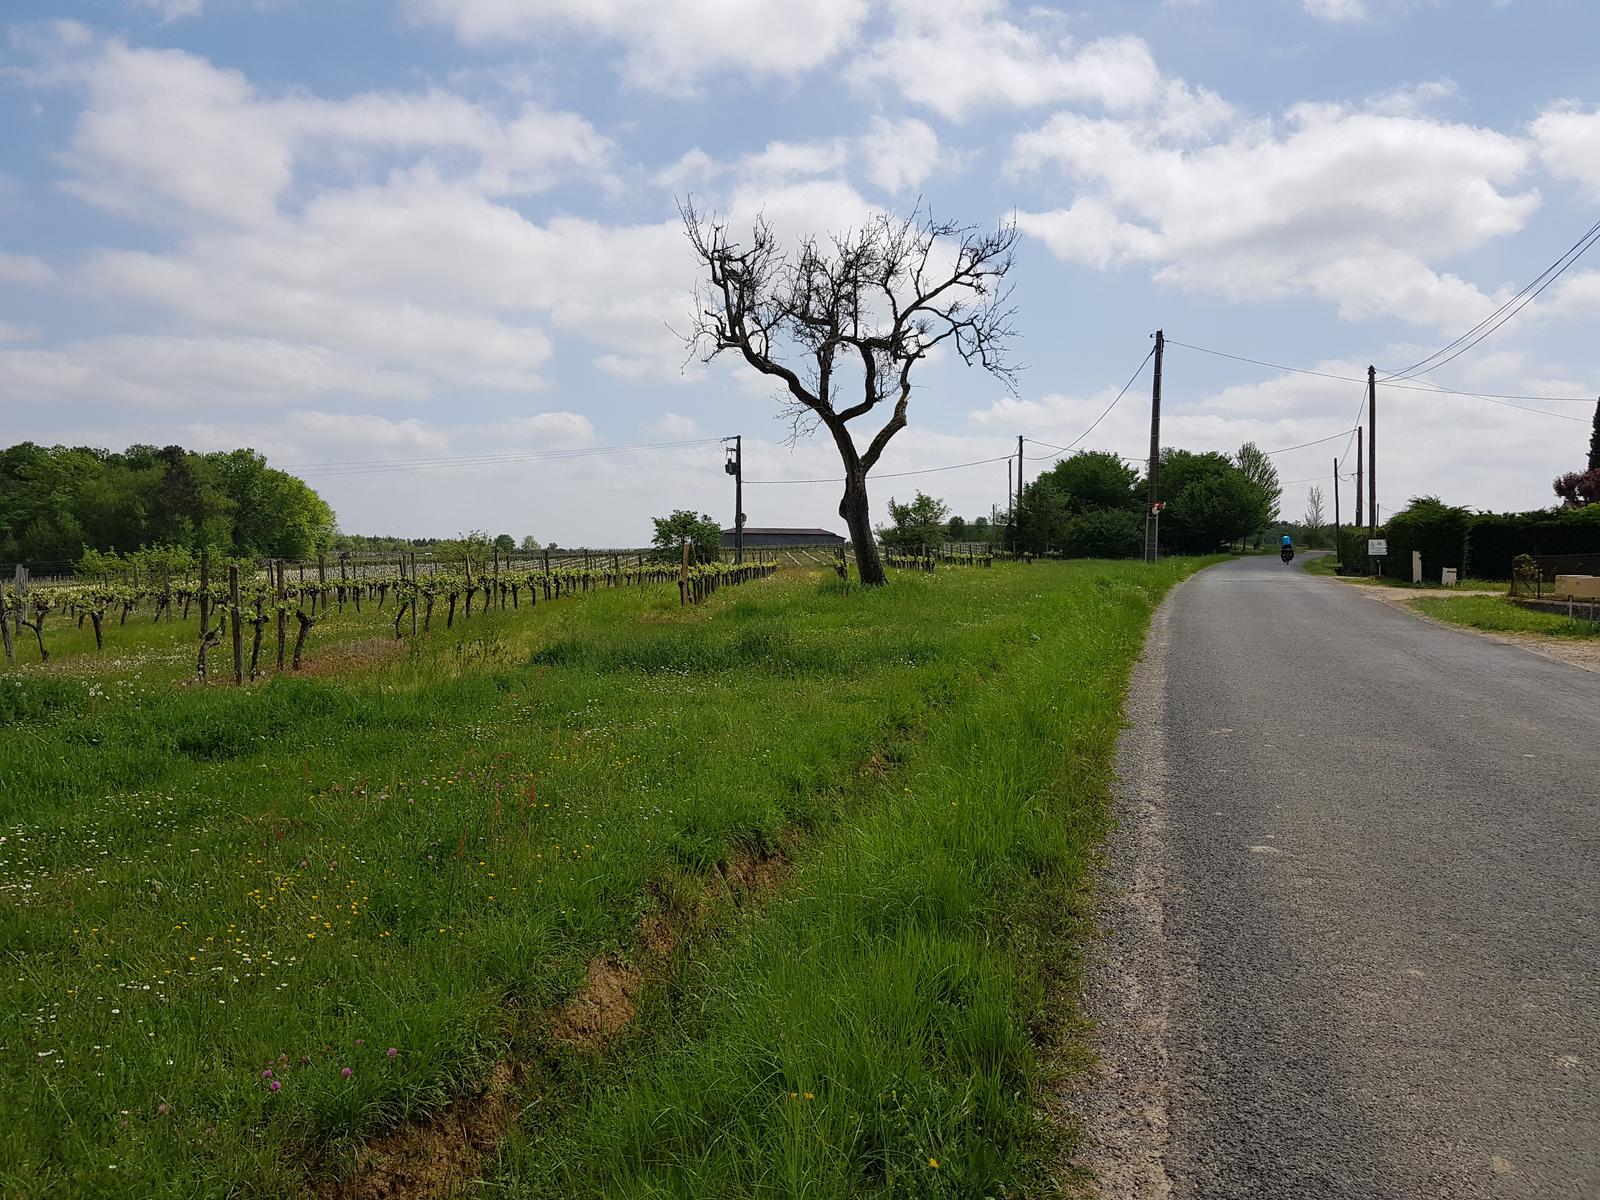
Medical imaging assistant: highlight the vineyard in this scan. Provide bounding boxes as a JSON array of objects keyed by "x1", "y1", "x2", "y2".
[{"x1": 0, "y1": 552, "x2": 777, "y2": 676}]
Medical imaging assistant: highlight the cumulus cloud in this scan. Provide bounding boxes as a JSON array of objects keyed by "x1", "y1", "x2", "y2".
[
  {"x1": 1532, "y1": 104, "x2": 1600, "y2": 197},
  {"x1": 1303, "y1": 0, "x2": 1368, "y2": 21},
  {"x1": 20, "y1": 28, "x2": 614, "y2": 228},
  {"x1": 404, "y1": 0, "x2": 870, "y2": 93},
  {"x1": 1012, "y1": 97, "x2": 1538, "y2": 326},
  {"x1": 0, "y1": 252, "x2": 57, "y2": 285},
  {"x1": 851, "y1": 2, "x2": 1226, "y2": 126}
]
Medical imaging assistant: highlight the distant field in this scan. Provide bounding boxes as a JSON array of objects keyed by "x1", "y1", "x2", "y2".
[
  {"x1": 1412, "y1": 594, "x2": 1600, "y2": 639},
  {"x1": 1, "y1": 557, "x2": 1213, "y2": 1198}
]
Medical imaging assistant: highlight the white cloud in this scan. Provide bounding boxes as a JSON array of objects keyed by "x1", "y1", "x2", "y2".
[
  {"x1": 649, "y1": 412, "x2": 700, "y2": 438},
  {"x1": 0, "y1": 321, "x2": 40, "y2": 343},
  {"x1": 404, "y1": 0, "x2": 870, "y2": 93},
  {"x1": 0, "y1": 335, "x2": 432, "y2": 407},
  {"x1": 1532, "y1": 104, "x2": 1600, "y2": 197},
  {"x1": 1302, "y1": 0, "x2": 1368, "y2": 22},
  {"x1": 852, "y1": 4, "x2": 1215, "y2": 124},
  {"x1": 860, "y1": 116, "x2": 946, "y2": 193},
  {"x1": 491, "y1": 412, "x2": 598, "y2": 445},
  {"x1": 286, "y1": 410, "x2": 448, "y2": 451},
  {"x1": 1366, "y1": 79, "x2": 1459, "y2": 117},
  {"x1": 130, "y1": 0, "x2": 205, "y2": 22},
  {"x1": 0, "y1": 252, "x2": 57, "y2": 285},
  {"x1": 1012, "y1": 99, "x2": 1537, "y2": 326},
  {"x1": 21, "y1": 30, "x2": 615, "y2": 228}
]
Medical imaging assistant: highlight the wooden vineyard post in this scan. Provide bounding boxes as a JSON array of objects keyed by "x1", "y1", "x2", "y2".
[
  {"x1": 410, "y1": 554, "x2": 418, "y2": 637},
  {"x1": 229, "y1": 564, "x2": 244, "y2": 685},
  {"x1": 197, "y1": 550, "x2": 212, "y2": 681},
  {"x1": 338, "y1": 555, "x2": 347, "y2": 613},
  {"x1": 317, "y1": 555, "x2": 326, "y2": 616},
  {"x1": 276, "y1": 560, "x2": 288, "y2": 671},
  {"x1": 680, "y1": 539, "x2": 691, "y2": 605},
  {"x1": 0, "y1": 570, "x2": 13, "y2": 665},
  {"x1": 13, "y1": 564, "x2": 26, "y2": 648}
]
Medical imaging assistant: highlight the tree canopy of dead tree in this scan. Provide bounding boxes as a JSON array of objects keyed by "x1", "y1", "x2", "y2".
[{"x1": 681, "y1": 199, "x2": 1018, "y2": 586}]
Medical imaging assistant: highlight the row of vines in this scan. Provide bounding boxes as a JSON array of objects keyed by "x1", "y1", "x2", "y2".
[{"x1": 0, "y1": 555, "x2": 778, "y2": 679}]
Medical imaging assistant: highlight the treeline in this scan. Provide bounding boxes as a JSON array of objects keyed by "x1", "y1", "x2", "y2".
[
  {"x1": 879, "y1": 444, "x2": 1282, "y2": 556},
  {"x1": 1, "y1": 443, "x2": 336, "y2": 567}
]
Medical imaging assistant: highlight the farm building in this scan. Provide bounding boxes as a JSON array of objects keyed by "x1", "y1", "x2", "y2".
[{"x1": 720, "y1": 527, "x2": 847, "y2": 548}]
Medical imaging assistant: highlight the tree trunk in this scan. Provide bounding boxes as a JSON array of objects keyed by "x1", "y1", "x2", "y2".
[{"x1": 839, "y1": 472, "x2": 886, "y2": 586}]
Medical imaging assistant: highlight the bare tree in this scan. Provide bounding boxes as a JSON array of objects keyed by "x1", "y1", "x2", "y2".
[
  {"x1": 1303, "y1": 485, "x2": 1327, "y2": 547},
  {"x1": 681, "y1": 199, "x2": 1018, "y2": 586}
]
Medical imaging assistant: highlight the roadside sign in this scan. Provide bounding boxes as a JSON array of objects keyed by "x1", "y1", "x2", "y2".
[{"x1": 1368, "y1": 539, "x2": 1388, "y2": 556}]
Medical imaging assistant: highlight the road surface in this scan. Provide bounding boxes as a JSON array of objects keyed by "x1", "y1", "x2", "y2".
[{"x1": 1077, "y1": 554, "x2": 1600, "y2": 1199}]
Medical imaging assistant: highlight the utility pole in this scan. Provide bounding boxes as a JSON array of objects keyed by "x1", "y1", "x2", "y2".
[
  {"x1": 1007, "y1": 458, "x2": 1014, "y2": 551},
  {"x1": 1354, "y1": 427, "x2": 1363, "y2": 529},
  {"x1": 1367, "y1": 365, "x2": 1377, "y2": 534},
  {"x1": 724, "y1": 436, "x2": 744, "y2": 564},
  {"x1": 1144, "y1": 329, "x2": 1165, "y2": 563},
  {"x1": 1016, "y1": 434, "x2": 1024, "y2": 547},
  {"x1": 1332, "y1": 456, "x2": 1341, "y2": 564}
]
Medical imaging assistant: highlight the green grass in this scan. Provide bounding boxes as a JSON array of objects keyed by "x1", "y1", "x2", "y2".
[
  {"x1": 1412, "y1": 594, "x2": 1600, "y2": 638},
  {"x1": 1, "y1": 559, "x2": 1214, "y2": 1197}
]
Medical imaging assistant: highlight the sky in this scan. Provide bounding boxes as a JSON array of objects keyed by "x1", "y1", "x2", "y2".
[{"x1": 2, "y1": 0, "x2": 1598, "y2": 546}]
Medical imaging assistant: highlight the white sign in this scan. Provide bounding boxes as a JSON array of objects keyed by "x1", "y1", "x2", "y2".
[{"x1": 1368, "y1": 539, "x2": 1388, "y2": 557}]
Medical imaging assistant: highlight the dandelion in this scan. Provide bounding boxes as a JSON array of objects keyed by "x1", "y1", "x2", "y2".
[{"x1": 929, "y1": 1158, "x2": 939, "y2": 1169}]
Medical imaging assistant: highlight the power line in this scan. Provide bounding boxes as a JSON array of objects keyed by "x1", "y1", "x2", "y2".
[
  {"x1": 1380, "y1": 217, "x2": 1600, "y2": 382},
  {"x1": 1261, "y1": 429, "x2": 1357, "y2": 456},
  {"x1": 1027, "y1": 346, "x2": 1157, "y2": 464},
  {"x1": 1165, "y1": 337, "x2": 1591, "y2": 421}
]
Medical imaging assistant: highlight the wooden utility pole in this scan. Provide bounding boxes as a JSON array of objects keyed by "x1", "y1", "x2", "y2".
[
  {"x1": 1144, "y1": 329, "x2": 1165, "y2": 562},
  {"x1": 1006, "y1": 458, "x2": 1014, "y2": 551},
  {"x1": 680, "y1": 539, "x2": 691, "y2": 606},
  {"x1": 1354, "y1": 427, "x2": 1363, "y2": 529},
  {"x1": 725, "y1": 436, "x2": 745, "y2": 564},
  {"x1": 1016, "y1": 434, "x2": 1024, "y2": 548},
  {"x1": 1332, "y1": 456, "x2": 1341, "y2": 565},
  {"x1": 1367, "y1": 365, "x2": 1377, "y2": 533}
]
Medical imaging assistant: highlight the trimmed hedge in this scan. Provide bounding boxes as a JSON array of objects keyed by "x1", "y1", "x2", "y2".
[
  {"x1": 1464, "y1": 508, "x2": 1600, "y2": 579},
  {"x1": 1334, "y1": 506, "x2": 1600, "y2": 580}
]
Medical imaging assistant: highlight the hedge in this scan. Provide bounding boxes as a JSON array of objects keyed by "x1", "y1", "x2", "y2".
[{"x1": 1334, "y1": 507, "x2": 1600, "y2": 580}]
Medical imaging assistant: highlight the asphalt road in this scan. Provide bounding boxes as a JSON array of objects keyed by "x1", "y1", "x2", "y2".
[{"x1": 1076, "y1": 554, "x2": 1600, "y2": 1200}]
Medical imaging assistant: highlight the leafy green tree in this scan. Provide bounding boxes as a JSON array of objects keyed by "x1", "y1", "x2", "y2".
[
  {"x1": 519, "y1": 534, "x2": 541, "y2": 552},
  {"x1": 1016, "y1": 451, "x2": 1143, "y2": 555},
  {"x1": 1062, "y1": 508, "x2": 1144, "y2": 558},
  {"x1": 494, "y1": 533, "x2": 516, "y2": 553},
  {"x1": 878, "y1": 491, "x2": 951, "y2": 550},
  {"x1": 651, "y1": 510, "x2": 722, "y2": 563},
  {"x1": 946, "y1": 515, "x2": 968, "y2": 542},
  {"x1": 0, "y1": 441, "x2": 335, "y2": 564},
  {"x1": 1158, "y1": 450, "x2": 1262, "y2": 552},
  {"x1": 1234, "y1": 441, "x2": 1281, "y2": 532}
]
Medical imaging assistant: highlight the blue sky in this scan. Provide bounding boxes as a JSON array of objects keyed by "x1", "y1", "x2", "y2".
[{"x1": 2, "y1": 0, "x2": 1597, "y2": 543}]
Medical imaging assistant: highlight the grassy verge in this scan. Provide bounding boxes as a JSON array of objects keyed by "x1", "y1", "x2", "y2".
[
  {"x1": 1412, "y1": 594, "x2": 1600, "y2": 639},
  {"x1": 0, "y1": 558, "x2": 1213, "y2": 1197},
  {"x1": 493, "y1": 556, "x2": 1215, "y2": 1197}
]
